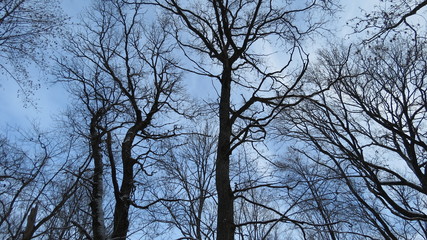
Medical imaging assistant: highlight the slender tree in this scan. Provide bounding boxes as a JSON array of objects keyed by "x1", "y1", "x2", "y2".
[
  {"x1": 142, "y1": 0, "x2": 338, "y2": 239},
  {"x1": 57, "y1": 0, "x2": 184, "y2": 238},
  {"x1": 153, "y1": 121, "x2": 217, "y2": 239}
]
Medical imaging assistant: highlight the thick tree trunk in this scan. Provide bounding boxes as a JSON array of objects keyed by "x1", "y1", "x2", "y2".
[
  {"x1": 112, "y1": 127, "x2": 137, "y2": 240},
  {"x1": 216, "y1": 66, "x2": 235, "y2": 240},
  {"x1": 89, "y1": 114, "x2": 106, "y2": 240}
]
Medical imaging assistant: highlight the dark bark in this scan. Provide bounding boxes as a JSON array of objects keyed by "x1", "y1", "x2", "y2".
[
  {"x1": 216, "y1": 65, "x2": 235, "y2": 240},
  {"x1": 22, "y1": 205, "x2": 38, "y2": 240},
  {"x1": 89, "y1": 111, "x2": 106, "y2": 240},
  {"x1": 111, "y1": 126, "x2": 137, "y2": 240},
  {"x1": 59, "y1": 2, "x2": 181, "y2": 239},
  {"x1": 142, "y1": 1, "x2": 335, "y2": 238}
]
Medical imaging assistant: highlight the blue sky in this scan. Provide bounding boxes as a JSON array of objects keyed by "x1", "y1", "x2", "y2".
[
  {"x1": 0, "y1": 0, "x2": 90, "y2": 130},
  {"x1": 0, "y1": 0, "x2": 374, "y2": 131},
  {"x1": 0, "y1": 1, "x2": 412, "y2": 239}
]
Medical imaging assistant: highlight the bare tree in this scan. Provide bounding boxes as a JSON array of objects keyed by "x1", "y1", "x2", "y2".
[
  {"x1": 273, "y1": 147, "x2": 398, "y2": 240},
  {"x1": 279, "y1": 33, "x2": 427, "y2": 239},
  {"x1": 233, "y1": 148, "x2": 284, "y2": 240},
  {"x1": 151, "y1": 121, "x2": 217, "y2": 240},
  {"x1": 139, "y1": 0, "x2": 339, "y2": 239},
  {"x1": 0, "y1": 127, "x2": 83, "y2": 239},
  {"x1": 57, "y1": 0, "x2": 184, "y2": 239}
]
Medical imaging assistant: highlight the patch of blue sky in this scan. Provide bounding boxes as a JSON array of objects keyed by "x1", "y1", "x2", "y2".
[
  {"x1": 0, "y1": 0, "x2": 378, "y2": 131},
  {"x1": 0, "y1": 0, "x2": 90, "y2": 130}
]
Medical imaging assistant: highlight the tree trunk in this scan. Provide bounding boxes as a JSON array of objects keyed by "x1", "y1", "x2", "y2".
[
  {"x1": 112, "y1": 127, "x2": 137, "y2": 240},
  {"x1": 22, "y1": 205, "x2": 38, "y2": 240},
  {"x1": 196, "y1": 195, "x2": 204, "y2": 240},
  {"x1": 89, "y1": 114, "x2": 106, "y2": 240},
  {"x1": 216, "y1": 66, "x2": 235, "y2": 240}
]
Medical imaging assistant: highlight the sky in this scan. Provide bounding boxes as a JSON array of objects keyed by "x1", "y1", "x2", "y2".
[
  {"x1": 0, "y1": 0, "x2": 90, "y2": 130},
  {"x1": 0, "y1": 0, "x2": 375, "y2": 132},
  {"x1": 0, "y1": 1, "x2": 407, "y2": 239}
]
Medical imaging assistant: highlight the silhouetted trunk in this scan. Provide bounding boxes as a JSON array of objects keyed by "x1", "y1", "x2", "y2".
[
  {"x1": 89, "y1": 113, "x2": 106, "y2": 240},
  {"x1": 216, "y1": 65, "x2": 235, "y2": 240},
  {"x1": 112, "y1": 126, "x2": 137, "y2": 240},
  {"x1": 22, "y1": 205, "x2": 38, "y2": 240}
]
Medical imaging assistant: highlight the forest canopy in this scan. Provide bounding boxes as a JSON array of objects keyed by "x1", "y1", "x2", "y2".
[{"x1": 1, "y1": 0, "x2": 427, "y2": 239}]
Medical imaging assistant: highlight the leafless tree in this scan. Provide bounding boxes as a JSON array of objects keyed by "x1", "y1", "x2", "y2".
[
  {"x1": 273, "y1": 147, "x2": 398, "y2": 240},
  {"x1": 233, "y1": 148, "x2": 284, "y2": 240},
  {"x1": 57, "y1": 0, "x2": 184, "y2": 239},
  {"x1": 135, "y1": 1, "x2": 339, "y2": 239},
  {"x1": 150, "y1": 121, "x2": 217, "y2": 240},
  {"x1": 278, "y1": 33, "x2": 427, "y2": 239},
  {"x1": 0, "y1": 127, "x2": 83, "y2": 239}
]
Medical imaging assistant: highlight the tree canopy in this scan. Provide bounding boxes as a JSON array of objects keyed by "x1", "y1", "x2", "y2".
[{"x1": 1, "y1": 0, "x2": 427, "y2": 239}]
